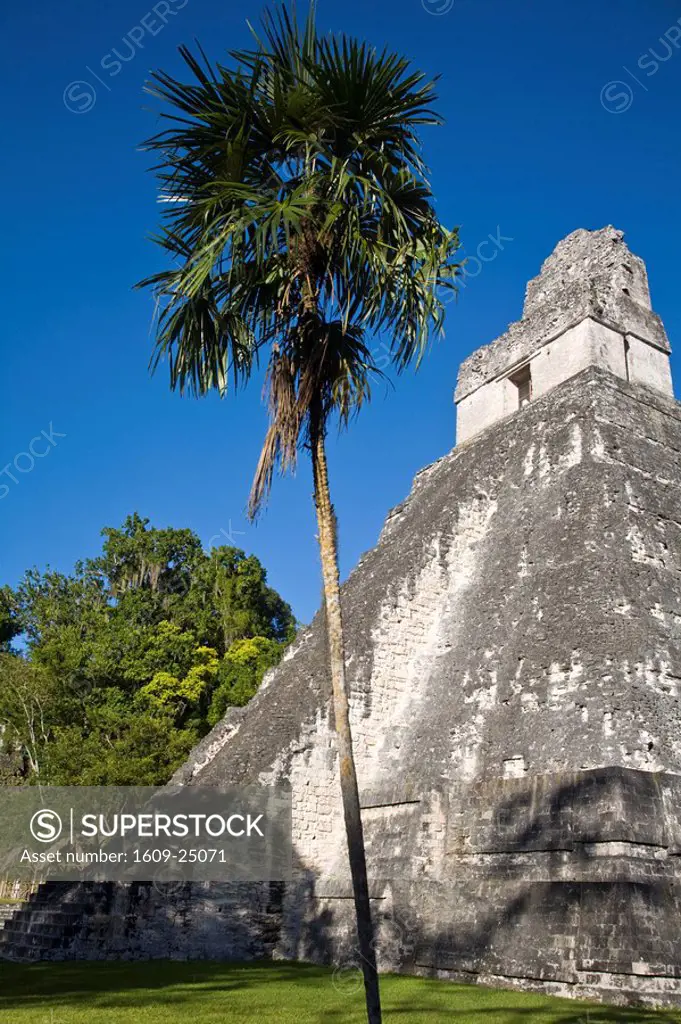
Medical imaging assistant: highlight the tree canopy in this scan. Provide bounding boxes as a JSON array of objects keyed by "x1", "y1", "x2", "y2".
[{"x1": 0, "y1": 514, "x2": 295, "y2": 785}]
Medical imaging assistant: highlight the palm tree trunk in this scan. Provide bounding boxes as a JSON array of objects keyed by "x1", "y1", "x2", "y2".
[{"x1": 311, "y1": 426, "x2": 382, "y2": 1024}]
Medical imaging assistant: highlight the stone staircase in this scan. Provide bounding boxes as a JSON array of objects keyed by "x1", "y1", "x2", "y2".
[
  {"x1": 0, "y1": 882, "x2": 110, "y2": 962},
  {"x1": 0, "y1": 904, "x2": 19, "y2": 926}
]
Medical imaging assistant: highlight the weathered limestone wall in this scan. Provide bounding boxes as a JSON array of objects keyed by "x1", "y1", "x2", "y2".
[
  {"x1": 455, "y1": 228, "x2": 673, "y2": 444},
  {"x1": 457, "y1": 318, "x2": 631, "y2": 443},
  {"x1": 627, "y1": 332, "x2": 674, "y2": 395},
  {"x1": 456, "y1": 227, "x2": 670, "y2": 401},
  {"x1": 67, "y1": 882, "x2": 283, "y2": 962},
  {"x1": 315, "y1": 767, "x2": 681, "y2": 1008},
  {"x1": 180, "y1": 367, "x2": 681, "y2": 798}
]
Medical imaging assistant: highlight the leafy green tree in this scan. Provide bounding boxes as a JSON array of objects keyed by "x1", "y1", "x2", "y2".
[
  {"x1": 120, "y1": 620, "x2": 200, "y2": 686},
  {"x1": 0, "y1": 515, "x2": 295, "y2": 785},
  {"x1": 0, "y1": 654, "x2": 56, "y2": 780},
  {"x1": 0, "y1": 587, "x2": 19, "y2": 653},
  {"x1": 180, "y1": 547, "x2": 296, "y2": 652},
  {"x1": 138, "y1": 644, "x2": 220, "y2": 723},
  {"x1": 47, "y1": 711, "x2": 198, "y2": 786},
  {"x1": 208, "y1": 636, "x2": 282, "y2": 724},
  {"x1": 139, "y1": 7, "x2": 459, "y2": 1020}
]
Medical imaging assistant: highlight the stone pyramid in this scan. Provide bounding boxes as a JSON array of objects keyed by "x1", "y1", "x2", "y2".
[{"x1": 14, "y1": 227, "x2": 681, "y2": 1008}]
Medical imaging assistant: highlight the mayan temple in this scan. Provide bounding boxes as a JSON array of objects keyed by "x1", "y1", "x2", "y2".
[{"x1": 4, "y1": 226, "x2": 681, "y2": 1008}]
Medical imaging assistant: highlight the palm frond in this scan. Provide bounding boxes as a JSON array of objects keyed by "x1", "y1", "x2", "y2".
[{"x1": 139, "y1": 2, "x2": 461, "y2": 511}]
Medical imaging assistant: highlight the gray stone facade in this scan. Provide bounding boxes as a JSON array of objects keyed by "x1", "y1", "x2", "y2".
[
  {"x1": 5, "y1": 229, "x2": 681, "y2": 1009},
  {"x1": 455, "y1": 227, "x2": 673, "y2": 443}
]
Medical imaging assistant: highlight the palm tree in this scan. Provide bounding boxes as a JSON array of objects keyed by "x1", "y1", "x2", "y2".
[{"x1": 138, "y1": 6, "x2": 460, "y2": 1021}]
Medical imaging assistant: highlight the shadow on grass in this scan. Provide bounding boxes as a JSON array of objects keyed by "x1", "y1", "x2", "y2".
[
  {"x1": 0, "y1": 960, "x2": 286, "y2": 998},
  {"x1": 0, "y1": 961, "x2": 326, "y2": 1009},
  {"x1": 0, "y1": 962, "x2": 680, "y2": 1023}
]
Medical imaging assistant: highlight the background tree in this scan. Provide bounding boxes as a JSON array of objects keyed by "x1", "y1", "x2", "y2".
[
  {"x1": 0, "y1": 587, "x2": 19, "y2": 653},
  {"x1": 207, "y1": 636, "x2": 283, "y2": 724},
  {"x1": 139, "y1": 6, "x2": 460, "y2": 1022},
  {"x1": 0, "y1": 515, "x2": 295, "y2": 785}
]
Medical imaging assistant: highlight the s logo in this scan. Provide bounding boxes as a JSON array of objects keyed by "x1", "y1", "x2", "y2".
[{"x1": 30, "y1": 809, "x2": 63, "y2": 843}]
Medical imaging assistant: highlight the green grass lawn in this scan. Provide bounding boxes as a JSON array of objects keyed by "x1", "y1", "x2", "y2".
[{"x1": 0, "y1": 961, "x2": 679, "y2": 1024}]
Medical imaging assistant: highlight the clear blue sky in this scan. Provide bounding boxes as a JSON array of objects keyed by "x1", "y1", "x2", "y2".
[{"x1": 2, "y1": 0, "x2": 680, "y2": 624}]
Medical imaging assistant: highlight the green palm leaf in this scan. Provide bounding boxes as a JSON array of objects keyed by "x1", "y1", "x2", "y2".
[{"x1": 139, "y1": 6, "x2": 460, "y2": 454}]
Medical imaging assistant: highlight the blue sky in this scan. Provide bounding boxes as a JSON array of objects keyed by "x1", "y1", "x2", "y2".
[{"x1": 1, "y1": 0, "x2": 680, "y2": 625}]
